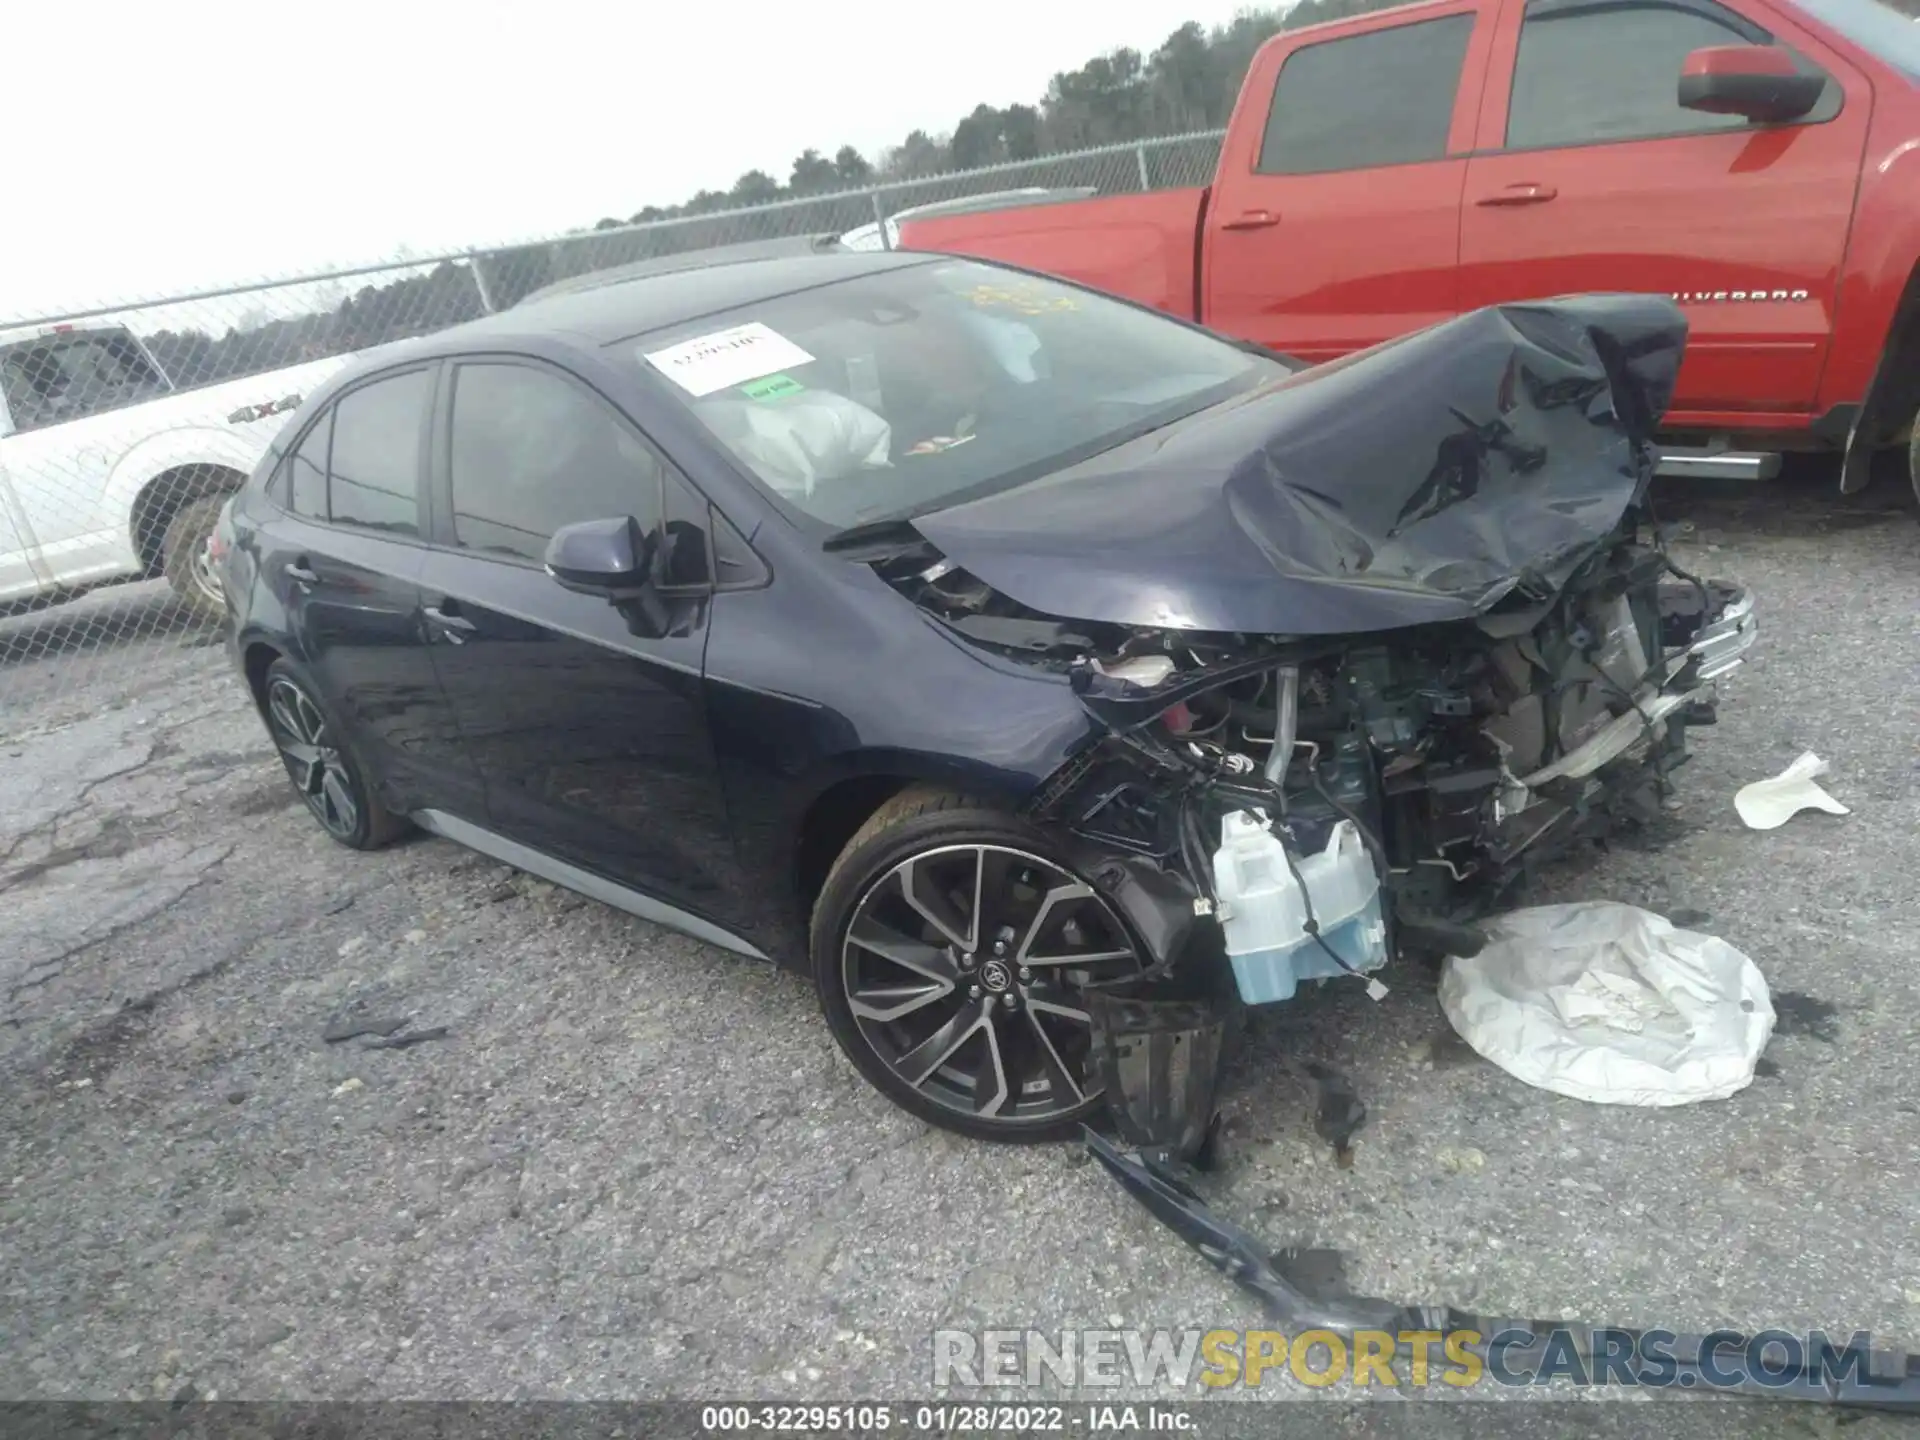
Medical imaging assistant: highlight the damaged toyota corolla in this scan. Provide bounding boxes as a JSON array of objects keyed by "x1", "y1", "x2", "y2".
[{"x1": 221, "y1": 250, "x2": 1754, "y2": 1152}]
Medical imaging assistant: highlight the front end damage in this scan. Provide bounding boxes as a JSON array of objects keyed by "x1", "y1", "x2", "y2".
[
  {"x1": 838, "y1": 295, "x2": 1757, "y2": 1158},
  {"x1": 1040, "y1": 559, "x2": 1754, "y2": 1154}
]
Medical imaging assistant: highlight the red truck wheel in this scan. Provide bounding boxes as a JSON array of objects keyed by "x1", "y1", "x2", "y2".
[{"x1": 1909, "y1": 425, "x2": 1920, "y2": 510}]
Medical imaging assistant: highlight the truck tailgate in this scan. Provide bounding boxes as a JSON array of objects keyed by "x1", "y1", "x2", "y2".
[{"x1": 897, "y1": 189, "x2": 1208, "y2": 320}]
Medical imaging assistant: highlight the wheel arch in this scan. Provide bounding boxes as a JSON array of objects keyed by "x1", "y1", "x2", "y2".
[
  {"x1": 240, "y1": 636, "x2": 285, "y2": 719},
  {"x1": 104, "y1": 424, "x2": 263, "y2": 570},
  {"x1": 129, "y1": 460, "x2": 249, "y2": 571},
  {"x1": 1839, "y1": 256, "x2": 1920, "y2": 495},
  {"x1": 789, "y1": 760, "x2": 1043, "y2": 915}
]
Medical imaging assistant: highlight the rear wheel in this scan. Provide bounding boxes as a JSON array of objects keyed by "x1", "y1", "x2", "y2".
[
  {"x1": 160, "y1": 494, "x2": 229, "y2": 620},
  {"x1": 1908, "y1": 422, "x2": 1920, "y2": 510},
  {"x1": 261, "y1": 658, "x2": 408, "y2": 850},
  {"x1": 811, "y1": 788, "x2": 1145, "y2": 1142}
]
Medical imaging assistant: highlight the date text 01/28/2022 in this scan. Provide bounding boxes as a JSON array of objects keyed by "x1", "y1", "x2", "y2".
[{"x1": 697, "y1": 1404, "x2": 1197, "y2": 1432}]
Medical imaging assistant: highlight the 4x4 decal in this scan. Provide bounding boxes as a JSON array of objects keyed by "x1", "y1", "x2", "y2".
[{"x1": 227, "y1": 394, "x2": 302, "y2": 425}]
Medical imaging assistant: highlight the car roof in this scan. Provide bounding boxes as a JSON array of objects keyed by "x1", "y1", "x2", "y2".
[
  {"x1": 515, "y1": 233, "x2": 853, "y2": 305},
  {"x1": 426, "y1": 246, "x2": 941, "y2": 356}
]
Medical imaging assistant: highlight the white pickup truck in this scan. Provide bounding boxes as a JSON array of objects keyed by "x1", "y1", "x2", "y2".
[{"x1": 0, "y1": 321, "x2": 354, "y2": 618}]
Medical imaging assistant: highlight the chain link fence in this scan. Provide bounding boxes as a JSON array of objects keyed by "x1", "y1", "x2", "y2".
[{"x1": 0, "y1": 130, "x2": 1223, "y2": 734}]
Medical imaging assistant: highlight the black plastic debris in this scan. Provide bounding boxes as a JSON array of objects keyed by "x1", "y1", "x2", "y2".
[
  {"x1": 1083, "y1": 1127, "x2": 1920, "y2": 1408},
  {"x1": 320, "y1": 1016, "x2": 408, "y2": 1044},
  {"x1": 362, "y1": 1027, "x2": 450, "y2": 1051},
  {"x1": 1088, "y1": 994, "x2": 1227, "y2": 1165},
  {"x1": 1302, "y1": 1062, "x2": 1366, "y2": 1167}
]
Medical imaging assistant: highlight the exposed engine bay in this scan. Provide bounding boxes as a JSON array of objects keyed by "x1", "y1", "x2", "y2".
[
  {"x1": 832, "y1": 294, "x2": 1758, "y2": 1157},
  {"x1": 874, "y1": 518, "x2": 1755, "y2": 977}
]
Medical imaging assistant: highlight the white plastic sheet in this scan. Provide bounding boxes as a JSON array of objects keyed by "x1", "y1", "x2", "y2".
[
  {"x1": 1438, "y1": 902, "x2": 1774, "y2": 1107},
  {"x1": 1734, "y1": 750, "x2": 1849, "y2": 830}
]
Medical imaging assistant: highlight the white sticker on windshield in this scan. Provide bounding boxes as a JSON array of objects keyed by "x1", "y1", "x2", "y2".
[{"x1": 644, "y1": 322, "x2": 815, "y2": 398}]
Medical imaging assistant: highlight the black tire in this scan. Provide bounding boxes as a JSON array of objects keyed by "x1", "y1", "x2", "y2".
[
  {"x1": 811, "y1": 786, "x2": 1145, "y2": 1143},
  {"x1": 1908, "y1": 423, "x2": 1920, "y2": 511},
  {"x1": 160, "y1": 494, "x2": 229, "y2": 621},
  {"x1": 260, "y1": 658, "x2": 409, "y2": 850}
]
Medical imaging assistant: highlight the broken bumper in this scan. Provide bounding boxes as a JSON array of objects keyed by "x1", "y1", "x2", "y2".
[
  {"x1": 1085, "y1": 1127, "x2": 1920, "y2": 1408},
  {"x1": 1515, "y1": 580, "x2": 1755, "y2": 791},
  {"x1": 1683, "y1": 582, "x2": 1757, "y2": 681}
]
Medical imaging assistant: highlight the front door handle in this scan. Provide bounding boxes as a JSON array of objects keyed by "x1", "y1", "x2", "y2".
[
  {"x1": 1220, "y1": 208, "x2": 1281, "y2": 231},
  {"x1": 284, "y1": 560, "x2": 318, "y2": 585},
  {"x1": 423, "y1": 603, "x2": 476, "y2": 644},
  {"x1": 1474, "y1": 183, "x2": 1558, "y2": 207}
]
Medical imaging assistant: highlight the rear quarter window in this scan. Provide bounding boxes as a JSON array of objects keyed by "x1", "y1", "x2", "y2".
[{"x1": 326, "y1": 369, "x2": 431, "y2": 536}]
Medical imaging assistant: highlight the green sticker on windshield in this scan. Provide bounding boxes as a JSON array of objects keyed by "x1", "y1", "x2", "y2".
[{"x1": 739, "y1": 372, "x2": 804, "y2": 400}]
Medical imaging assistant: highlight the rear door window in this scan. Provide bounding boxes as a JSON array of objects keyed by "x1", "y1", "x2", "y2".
[
  {"x1": 0, "y1": 331, "x2": 170, "y2": 432},
  {"x1": 1256, "y1": 16, "x2": 1475, "y2": 175},
  {"x1": 326, "y1": 369, "x2": 431, "y2": 536},
  {"x1": 447, "y1": 362, "x2": 666, "y2": 565}
]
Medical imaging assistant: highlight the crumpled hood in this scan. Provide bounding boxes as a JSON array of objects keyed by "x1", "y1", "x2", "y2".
[{"x1": 911, "y1": 294, "x2": 1686, "y2": 636}]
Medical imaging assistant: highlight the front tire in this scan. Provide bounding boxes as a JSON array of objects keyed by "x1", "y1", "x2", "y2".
[
  {"x1": 810, "y1": 788, "x2": 1145, "y2": 1142},
  {"x1": 161, "y1": 494, "x2": 229, "y2": 621},
  {"x1": 261, "y1": 658, "x2": 408, "y2": 850}
]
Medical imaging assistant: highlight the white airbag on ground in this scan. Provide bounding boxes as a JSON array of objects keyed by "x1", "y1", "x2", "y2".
[
  {"x1": 1438, "y1": 902, "x2": 1774, "y2": 1107},
  {"x1": 1734, "y1": 750, "x2": 1849, "y2": 830}
]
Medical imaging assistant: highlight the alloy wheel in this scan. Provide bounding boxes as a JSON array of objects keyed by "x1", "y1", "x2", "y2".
[
  {"x1": 188, "y1": 536, "x2": 225, "y2": 611},
  {"x1": 266, "y1": 677, "x2": 360, "y2": 840},
  {"x1": 840, "y1": 843, "x2": 1142, "y2": 1127}
]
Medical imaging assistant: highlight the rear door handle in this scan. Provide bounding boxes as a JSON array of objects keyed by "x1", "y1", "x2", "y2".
[
  {"x1": 1220, "y1": 208, "x2": 1281, "y2": 231},
  {"x1": 423, "y1": 602, "x2": 476, "y2": 643},
  {"x1": 283, "y1": 560, "x2": 318, "y2": 585},
  {"x1": 1474, "y1": 183, "x2": 1558, "y2": 207}
]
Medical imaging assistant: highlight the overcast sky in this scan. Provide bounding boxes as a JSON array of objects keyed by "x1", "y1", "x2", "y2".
[{"x1": 6, "y1": 0, "x2": 1267, "y2": 321}]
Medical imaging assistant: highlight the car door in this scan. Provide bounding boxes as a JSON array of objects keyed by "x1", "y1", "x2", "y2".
[
  {"x1": 1457, "y1": 0, "x2": 1870, "y2": 418},
  {"x1": 1202, "y1": 4, "x2": 1494, "y2": 362},
  {"x1": 0, "y1": 330, "x2": 166, "y2": 570},
  {"x1": 417, "y1": 356, "x2": 738, "y2": 919},
  {"x1": 0, "y1": 441, "x2": 52, "y2": 603},
  {"x1": 259, "y1": 365, "x2": 481, "y2": 816}
]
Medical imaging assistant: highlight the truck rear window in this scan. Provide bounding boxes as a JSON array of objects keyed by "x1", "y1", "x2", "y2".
[
  {"x1": 1256, "y1": 15, "x2": 1474, "y2": 175},
  {"x1": 1793, "y1": 0, "x2": 1920, "y2": 81},
  {"x1": 0, "y1": 331, "x2": 170, "y2": 434}
]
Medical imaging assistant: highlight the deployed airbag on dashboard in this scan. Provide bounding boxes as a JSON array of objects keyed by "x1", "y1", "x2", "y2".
[{"x1": 910, "y1": 295, "x2": 1687, "y2": 635}]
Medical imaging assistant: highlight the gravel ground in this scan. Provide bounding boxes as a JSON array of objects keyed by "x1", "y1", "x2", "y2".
[{"x1": 1, "y1": 469, "x2": 1917, "y2": 1427}]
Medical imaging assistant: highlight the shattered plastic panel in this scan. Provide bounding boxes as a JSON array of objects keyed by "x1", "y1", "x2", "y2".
[
  {"x1": 1085, "y1": 1129, "x2": 1920, "y2": 1407},
  {"x1": 910, "y1": 295, "x2": 1687, "y2": 636}
]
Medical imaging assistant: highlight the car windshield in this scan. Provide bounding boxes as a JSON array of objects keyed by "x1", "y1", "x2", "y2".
[
  {"x1": 632, "y1": 259, "x2": 1278, "y2": 530},
  {"x1": 1793, "y1": 0, "x2": 1920, "y2": 80}
]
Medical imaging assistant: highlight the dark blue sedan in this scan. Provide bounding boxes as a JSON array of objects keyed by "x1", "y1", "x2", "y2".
[{"x1": 217, "y1": 247, "x2": 1753, "y2": 1153}]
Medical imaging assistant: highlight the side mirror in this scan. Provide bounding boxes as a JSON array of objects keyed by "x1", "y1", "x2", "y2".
[
  {"x1": 545, "y1": 515, "x2": 658, "y2": 599},
  {"x1": 1679, "y1": 45, "x2": 1824, "y2": 124}
]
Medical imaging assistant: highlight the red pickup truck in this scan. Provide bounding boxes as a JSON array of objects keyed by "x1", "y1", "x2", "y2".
[{"x1": 899, "y1": 0, "x2": 1920, "y2": 500}]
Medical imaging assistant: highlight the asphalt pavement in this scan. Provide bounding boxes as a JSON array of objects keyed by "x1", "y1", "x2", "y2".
[{"x1": 1, "y1": 469, "x2": 1916, "y2": 1429}]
